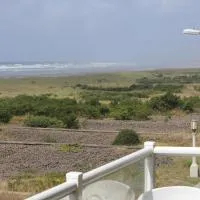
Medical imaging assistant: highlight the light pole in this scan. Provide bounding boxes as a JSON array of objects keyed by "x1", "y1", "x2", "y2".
[
  {"x1": 190, "y1": 119, "x2": 198, "y2": 178},
  {"x1": 182, "y1": 29, "x2": 200, "y2": 177}
]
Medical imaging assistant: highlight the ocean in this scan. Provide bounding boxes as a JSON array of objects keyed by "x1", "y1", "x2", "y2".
[{"x1": 0, "y1": 62, "x2": 137, "y2": 78}]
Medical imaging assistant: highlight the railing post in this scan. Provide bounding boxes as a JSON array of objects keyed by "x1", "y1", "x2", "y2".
[
  {"x1": 66, "y1": 172, "x2": 83, "y2": 200},
  {"x1": 144, "y1": 141, "x2": 155, "y2": 192}
]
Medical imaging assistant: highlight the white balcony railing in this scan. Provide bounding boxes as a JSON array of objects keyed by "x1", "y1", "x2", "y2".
[{"x1": 25, "y1": 141, "x2": 200, "y2": 200}]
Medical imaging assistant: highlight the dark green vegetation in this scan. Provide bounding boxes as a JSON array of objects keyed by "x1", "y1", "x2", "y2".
[
  {"x1": 0, "y1": 107, "x2": 12, "y2": 123},
  {"x1": 24, "y1": 116, "x2": 64, "y2": 128},
  {"x1": 112, "y1": 129, "x2": 140, "y2": 145},
  {"x1": 149, "y1": 92, "x2": 193, "y2": 112},
  {"x1": 76, "y1": 83, "x2": 183, "y2": 93},
  {"x1": 1, "y1": 69, "x2": 200, "y2": 127},
  {"x1": 0, "y1": 92, "x2": 195, "y2": 127}
]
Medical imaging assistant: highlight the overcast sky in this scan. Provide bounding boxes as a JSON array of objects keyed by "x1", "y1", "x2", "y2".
[{"x1": 0, "y1": 0, "x2": 200, "y2": 67}]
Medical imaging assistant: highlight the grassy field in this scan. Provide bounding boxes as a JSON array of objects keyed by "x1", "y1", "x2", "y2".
[
  {"x1": 1, "y1": 68, "x2": 200, "y2": 98},
  {"x1": 0, "y1": 70, "x2": 169, "y2": 97},
  {"x1": 0, "y1": 71, "x2": 150, "y2": 99}
]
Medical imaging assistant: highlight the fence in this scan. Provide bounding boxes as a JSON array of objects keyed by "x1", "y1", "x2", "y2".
[{"x1": 25, "y1": 141, "x2": 200, "y2": 200}]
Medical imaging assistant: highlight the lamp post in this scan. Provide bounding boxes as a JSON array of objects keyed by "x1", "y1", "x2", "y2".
[
  {"x1": 190, "y1": 119, "x2": 199, "y2": 178},
  {"x1": 182, "y1": 29, "x2": 200, "y2": 177}
]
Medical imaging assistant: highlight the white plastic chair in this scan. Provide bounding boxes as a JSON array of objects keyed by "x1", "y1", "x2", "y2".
[
  {"x1": 83, "y1": 180, "x2": 135, "y2": 200},
  {"x1": 138, "y1": 186, "x2": 200, "y2": 200}
]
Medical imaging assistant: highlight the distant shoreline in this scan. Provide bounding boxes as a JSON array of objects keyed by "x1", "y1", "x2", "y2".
[
  {"x1": 0, "y1": 66, "x2": 141, "y2": 79},
  {"x1": 0, "y1": 65, "x2": 200, "y2": 79}
]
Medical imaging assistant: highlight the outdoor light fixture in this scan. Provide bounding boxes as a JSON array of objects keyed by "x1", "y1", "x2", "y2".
[
  {"x1": 191, "y1": 120, "x2": 198, "y2": 132},
  {"x1": 190, "y1": 119, "x2": 199, "y2": 178}
]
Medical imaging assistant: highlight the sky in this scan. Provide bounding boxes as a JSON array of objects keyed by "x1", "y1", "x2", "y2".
[{"x1": 0, "y1": 0, "x2": 200, "y2": 67}]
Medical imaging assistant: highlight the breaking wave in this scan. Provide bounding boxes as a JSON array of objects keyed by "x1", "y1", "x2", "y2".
[{"x1": 0, "y1": 62, "x2": 135, "y2": 77}]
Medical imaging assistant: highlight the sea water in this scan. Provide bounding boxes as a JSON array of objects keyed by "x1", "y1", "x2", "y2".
[{"x1": 0, "y1": 62, "x2": 136, "y2": 78}]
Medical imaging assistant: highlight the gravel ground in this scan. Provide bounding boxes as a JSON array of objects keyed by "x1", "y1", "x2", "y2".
[
  {"x1": 0, "y1": 127, "x2": 118, "y2": 145},
  {"x1": 0, "y1": 115, "x2": 197, "y2": 181},
  {"x1": 84, "y1": 116, "x2": 194, "y2": 134},
  {"x1": 0, "y1": 144, "x2": 132, "y2": 180},
  {"x1": 0, "y1": 114, "x2": 196, "y2": 145}
]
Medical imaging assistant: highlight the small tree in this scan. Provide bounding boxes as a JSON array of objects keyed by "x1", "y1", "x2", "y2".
[{"x1": 112, "y1": 129, "x2": 140, "y2": 146}]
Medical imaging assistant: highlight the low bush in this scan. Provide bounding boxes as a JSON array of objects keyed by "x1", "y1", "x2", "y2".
[
  {"x1": 60, "y1": 113, "x2": 79, "y2": 129},
  {"x1": 183, "y1": 96, "x2": 200, "y2": 109},
  {"x1": 99, "y1": 106, "x2": 110, "y2": 117},
  {"x1": 149, "y1": 92, "x2": 181, "y2": 112},
  {"x1": 82, "y1": 106, "x2": 101, "y2": 119},
  {"x1": 149, "y1": 92, "x2": 194, "y2": 113},
  {"x1": 24, "y1": 116, "x2": 63, "y2": 128},
  {"x1": 112, "y1": 129, "x2": 140, "y2": 146},
  {"x1": 0, "y1": 107, "x2": 12, "y2": 123},
  {"x1": 110, "y1": 100, "x2": 151, "y2": 120}
]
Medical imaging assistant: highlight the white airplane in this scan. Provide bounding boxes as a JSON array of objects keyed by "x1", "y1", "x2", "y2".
[{"x1": 183, "y1": 28, "x2": 200, "y2": 35}]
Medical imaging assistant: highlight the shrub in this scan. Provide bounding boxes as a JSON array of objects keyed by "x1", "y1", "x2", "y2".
[
  {"x1": 112, "y1": 129, "x2": 140, "y2": 146},
  {"x1": 60, "y1": 113, "x2": 79, "y2": 129},
  {"x1": 99, "y1": 106, "x2": 110, "y2": 117},
  {"x1": 183, "y1": 96, "x2": 200, "y2": 109},
  {"x1": 86, "y1": 98, "x2": 100, "y2": 106},
  {"x1": 9, "y1": 95, "x2": 34, "y2": 115},
  {"x1": 110, "y1": 100, "x2": 151, "y2": 120},
  {"x1": 83, "y1": 106, "x2": 101, "y2": 119},
  {"x1": 112, "y1": 108, "x2": 132, "y2": 120},
  {"x1": 0, "y1": 107, "x2": 12, "y2": 123},
  {"x1": 24, "y1": 116, "x2": 63, "y2": 128},
  {"x1": 184, "y1": 159, "x2": 192, "y2": 168},
  {"x1": 149, "y1": 92, "x2": 180, "y2": 112},
  {"x1": 179, "y1": 100, "x2": 193, "y2": 112}
]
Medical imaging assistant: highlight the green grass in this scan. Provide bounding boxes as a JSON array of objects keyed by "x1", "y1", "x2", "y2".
[
  {"x1": 0, "y1": 69, "x2": 200, "y2": 98},
  {"x1": 58, "y1": 144, "x2": 82, "y2": 153},
  {"x1": 0, "y1": 77, "x2": 76, "y2": 98},
  {"x1": 8, "y1": 171, "x2": 65, "y2": 193},
  {"x1": 0, "y1": 71, "x2": 153, "y2": 98},
  {"x1": 156, "y1": 157, "x2": 200, "y2": 187}
]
